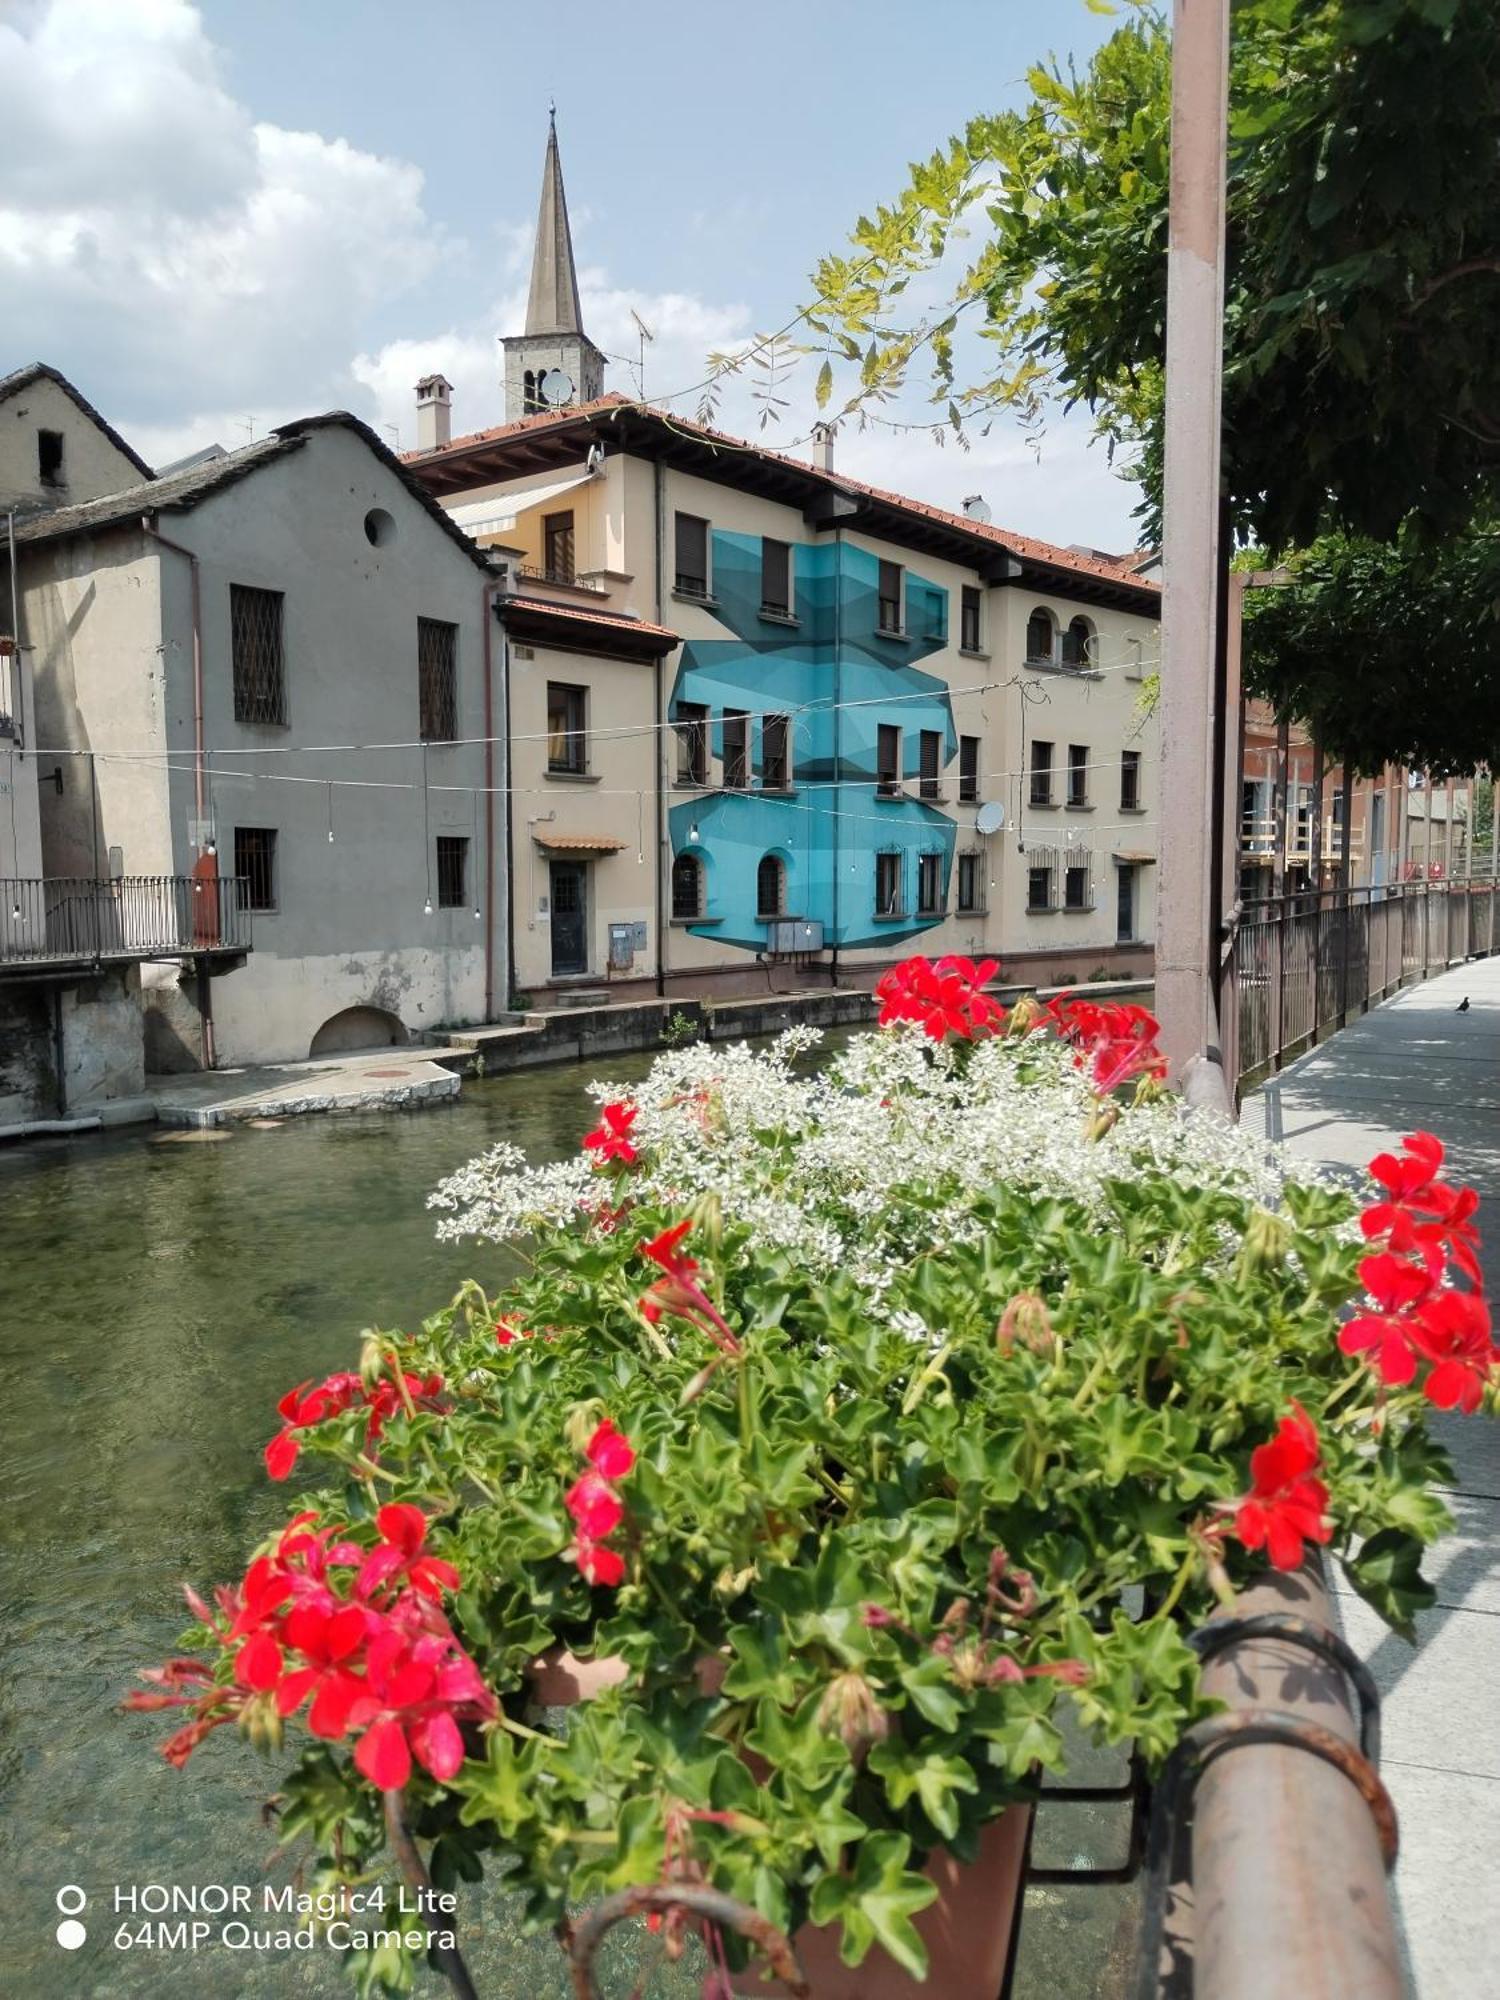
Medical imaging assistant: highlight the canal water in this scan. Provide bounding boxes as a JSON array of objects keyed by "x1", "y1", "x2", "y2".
[{"x1": 0, "y1": 1049, "x2": 1136, "y2": 1999}]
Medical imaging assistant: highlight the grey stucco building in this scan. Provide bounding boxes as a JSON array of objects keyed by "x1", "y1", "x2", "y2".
[{"x1": 14, "y1": 412, "x2": 507, "y2": 1071}]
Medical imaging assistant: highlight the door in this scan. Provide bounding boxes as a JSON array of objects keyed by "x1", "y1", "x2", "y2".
[
  {"x1": 550, "y1": 861, "x2": 587, "y2": 976},
  {"x1": 1117, "y1": 863, "x2": 1136, "y2": 944}
]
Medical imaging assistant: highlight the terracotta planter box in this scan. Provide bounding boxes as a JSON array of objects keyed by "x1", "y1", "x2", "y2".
[{"x1": 530, "y1": 1650, "x2": 1032, "y2": 1999}]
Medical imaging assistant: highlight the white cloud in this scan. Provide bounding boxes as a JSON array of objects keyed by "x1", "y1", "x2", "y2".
[
  {"x1": 0, "y1": 0, "x2": 446, "y2": 443},
  {"x1": 1, "y1": 0, "x2": 1142, "y2": 549}
]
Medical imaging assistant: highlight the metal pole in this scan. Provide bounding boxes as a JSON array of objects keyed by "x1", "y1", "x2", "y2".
[
  {"x1": 1156, "y1": 0, "x2": 1230, "y2": 1085},
  {"x1": 1490, "y1": 775, "x2": 1498, "y2": 957},
  {"x1": 1192, "y1": 1564, "x2": 1403, "y2": 2000}
]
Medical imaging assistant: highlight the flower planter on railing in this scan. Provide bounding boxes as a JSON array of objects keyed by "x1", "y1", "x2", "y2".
[{"x1": 124, "y1": 959, "x2": 1497, "y2": 2000}]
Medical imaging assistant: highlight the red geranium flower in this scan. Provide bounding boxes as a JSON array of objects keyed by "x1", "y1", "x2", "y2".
[
  {"x1": 1361, "y1": 1131, "x2": 1482, "y2": 1286},
  {"x1": 565, "y1": 1471, "x2": 624, "y2": 1540},
  {"x1": 586, "y1": 1419, "x2": 637, "y2": 1480},
  {"x1": 575, "y1": 1540, "x2": 626, "y2": 1588},
  {"x1": 263, "y1": 1370, "x2": 445, "y2": 1481},
  {"x1": 1234, "y1": 1403, "x2": 1332, "y2": 1571},
  {"x1": 582, "y1": 1099, "x2": 640, "y2": 1167},
  {"x1": 233, "y1": 1628, "x2": 283, "y2": 1693},
  {"x1": 1407, "y1": 1290, "x2": 1498, "y2": 1414},
  {"x1": 349, "y1": 1630, "x2": 481, "y2": 1789},
  {"x1": 1339, "y1": 1250, "x2": 1441, "y2": 1386},
  {"x1": 273, "y1": 1603, "x2": 369, "y2": 1738},
  {"x1": 874, "y1": 954, "x2": 1004, "y2": 1042},
  {"x1": 356, "y1": 1504, "x2": 461, "y2": 1602}
]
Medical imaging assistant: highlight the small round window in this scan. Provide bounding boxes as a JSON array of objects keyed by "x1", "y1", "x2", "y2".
[{"x1": 363, "y1": 508, "x2": 396, "y2": 547}]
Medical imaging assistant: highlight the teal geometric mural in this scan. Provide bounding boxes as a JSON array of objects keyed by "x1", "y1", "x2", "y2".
[{"x1": 668, "y1": 531, "x2": 958, "y2": 952}]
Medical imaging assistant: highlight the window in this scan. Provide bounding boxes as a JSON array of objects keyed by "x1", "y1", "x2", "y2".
[
  {"x1": 672, "y1": 851, "x2": 704, "y2": 920},
  {"x1": 961, "y1": 586, "x2": 982, "y2": 652},
  {"x1": 1067, "y1": 744, "x2": 1090, "y2": 809},
  {"x1": 436, "y1": 835, "x2": 469, "y2": 909},
  {"x1": 418, "y1": 617, "x2": 458, "y2": 742},
  {"x1": 722, "y1": 710, "x2": 749, "y2": 789},
  {"x1": 1117, "y1": 862, "x2": 1138, "y2": 943},
  {"x1": 762, "y1": 712, "x2": 791, "y2": 790},
  {"x1": 919, "y1": 730, "x2": 942, "y2": 800},
  {"x1": 959, "y1": 736, "x2": 980, "y2": 803},
  {"x1": 1061, "y1": 617, "x2": 1094, "y2": 669},
  {"x1": 547, "y1": 682, "x2": 587, "y2": 774},
  {"x1": 38, "y1": 429, "x2": 65, "y2": 488},
  {"x1": 957, "y1": 851, "x2": 983, "y2": 913},
  {"x1": 1065, "y1": 856, "x2": 1092, "y2": 910},
  {"x1": 230, "y1": 584, "x2": 287, "y2": 726},
  {"x1": 234, "y1": 826, "x2": 277, "y2": 911},
  {"x1": 675, "y1": 513, "x2": 710, "y2": 597},
  {"x1": 675, "y1": 702, "x2": 708, "y2": 787},
  {"x1": 877, "y1": 723, "x2": 902, "y2": 796},
  {"x1": 757, "y1": 854, "x2": 786, "y2": 919},
  {"x1": 1027, "y1": 859, "x2": 1055, "y2": 912},
  {"x1": 875, "y1": 850, "x2": 903, "y2": 917},
  {"x1": 1026, "y1": 607, "x2": 1055, "y2": 663},
  {"x1": 1029, "y1": 740, "x2": 1055, "y2": 807},
  {"x1": 1121, "y1": 749, "x2": 1142, "y2": 812},
  {"x1": 522, "y1": 370, "x2": 544, "y2": 415},
  {"x1": 877, "y1": 560, "x2": 903, "y2": 635},
  {"x1": 917, "y1": 852, "x2": 943, "y2": 915},
  {"x1": 542, "y1": 511, "x2": 575, "y2": 584},
  {"x1": 761, "y1": 538, "x2": 792, "y2": 616}
]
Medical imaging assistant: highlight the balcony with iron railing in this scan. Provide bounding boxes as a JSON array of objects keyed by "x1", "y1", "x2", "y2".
[
  {"x1": 514, "y1": 563, "x2": 606, "y2": 595},
  {"x1": 0, "y1": 875, "x2": 252, "y2": 971}
]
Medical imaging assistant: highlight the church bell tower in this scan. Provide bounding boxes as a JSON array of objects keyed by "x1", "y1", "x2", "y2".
[{"x1": 502, "y1": 111, "x2": 606, "y2": 421}]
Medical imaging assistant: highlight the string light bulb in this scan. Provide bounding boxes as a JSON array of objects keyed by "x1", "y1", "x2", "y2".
[{"x1": 423, "y1": 896, "x2": 433, "y2": 916}]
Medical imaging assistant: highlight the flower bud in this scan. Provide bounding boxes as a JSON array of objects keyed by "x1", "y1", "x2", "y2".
[
  {"x1": 1238, "y1": 1206, "x2": 1293, "y2": 1276},
  {"x1": 817, "y1": 1670, "x2": 890, "y2": 1764},
  {"x1": 1085, "y1": 1100, "x2": 1120, "y2": 1143},
  {"x1": 996, "y1": 1292, "x2": 1055, "y2": 1357},
  {"x1": 358, "y1": 1330, "x2": 387, "y2": 1390},
  {"x1": 1007, "y1": 993, "x2": 1043, "y2": 1035}
]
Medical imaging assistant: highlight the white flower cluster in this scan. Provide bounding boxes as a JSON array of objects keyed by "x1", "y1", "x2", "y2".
[{"x1": 429, "y1": 1025, "x2": 1315, "y2": 1314}]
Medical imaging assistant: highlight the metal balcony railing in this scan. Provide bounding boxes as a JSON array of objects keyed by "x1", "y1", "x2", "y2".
[
  {"x1": 0, "y1": 875, "x2": 252, "y2": 969},
  {"x1": 516, "y1": 563, "x2": 604, "y2": 594}
]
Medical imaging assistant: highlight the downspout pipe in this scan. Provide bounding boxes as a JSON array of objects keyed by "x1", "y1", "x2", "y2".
[
  {"x1": 482, "y1": 574, "x2": 501, "y2": 1020},
  {"x1": 497, "y1": 584, "x2": 517, "y2": 1016},
  {"x1": 652, "y1": 461, "x2": 667, "y2": 999},
  {"x1": 142, "y1": 515, "x2": 216, "y2": 1070}
]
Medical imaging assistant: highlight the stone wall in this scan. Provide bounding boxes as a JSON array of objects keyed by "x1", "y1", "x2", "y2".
[{"x1": 0, "y1": 966, "x2": 146, "y2": 1124}]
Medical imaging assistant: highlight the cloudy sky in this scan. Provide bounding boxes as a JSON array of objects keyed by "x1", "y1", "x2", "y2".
[{"x1": 1, "y1": 0, "x2": 1145, "y2": 548}]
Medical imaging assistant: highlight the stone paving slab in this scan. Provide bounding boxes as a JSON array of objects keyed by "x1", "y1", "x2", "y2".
[
  {"x1": 148, "y1": 1047, "x2": 463, "y2": 1126},
  {"x1": 1243, "y1": 952, "x2": 1500, "y2": 2000}
]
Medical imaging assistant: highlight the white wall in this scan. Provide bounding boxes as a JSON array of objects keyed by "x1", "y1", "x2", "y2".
[{"x1": 0, "y1": 374, "x2": 145, "y2": 512}]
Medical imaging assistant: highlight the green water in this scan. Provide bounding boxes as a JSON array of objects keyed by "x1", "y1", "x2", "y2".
[{"x1": 0, "y1": 1053, "x2": 1136, "y2": 1999}]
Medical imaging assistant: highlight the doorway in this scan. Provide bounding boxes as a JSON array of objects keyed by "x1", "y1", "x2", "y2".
[
  {"x1": 550, "y1": 860, "x2": 588, "y2": 976},
  {"x1": 1117, "y1": 863, "x2": 1137, "y2": 944}
]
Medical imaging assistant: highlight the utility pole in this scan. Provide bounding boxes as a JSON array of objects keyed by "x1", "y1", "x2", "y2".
[{"x1": 1157, "y1": 0, "x2": 1231, "y2": 1091}]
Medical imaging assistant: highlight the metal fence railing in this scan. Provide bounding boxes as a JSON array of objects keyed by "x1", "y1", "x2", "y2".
[
  {"x1": 0, "y1": 875, "x2": 251, "y2": 968},
  {"x1": 1233, "y1": 880, "x2": 1498, "y2": 1093}
]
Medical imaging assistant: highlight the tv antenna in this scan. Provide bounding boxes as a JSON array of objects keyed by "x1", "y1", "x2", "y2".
[{"x1": 628, "y1": 309, "x2": 655, "y2": 399}]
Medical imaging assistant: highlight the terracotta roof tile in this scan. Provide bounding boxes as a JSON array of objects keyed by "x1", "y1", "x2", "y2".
[
  {"x1": 533, "y1": 832, "x2": 628, "y2": 851},
  {"x1": 502, "y1": 593, "x2": 677, "y2": 644},
  {"x1": 402, "y1": 394, "x2": 632, "y2": 463}
]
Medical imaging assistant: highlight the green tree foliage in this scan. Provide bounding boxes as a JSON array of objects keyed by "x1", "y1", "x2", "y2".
[
  {"x1": 1242, "y1": 529, "x2": 1500, "y2": 776},
  {"x1": 809, "y1": 0, "x2": 1499, "y2": 552},
  {"x1": 806, "y1": 0, "x2": 1500, "y2": 770}
]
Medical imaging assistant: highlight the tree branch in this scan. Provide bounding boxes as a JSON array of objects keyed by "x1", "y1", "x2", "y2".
[{"x1": 1411, "y1": 257, "x2": 1500, "y2": 310}]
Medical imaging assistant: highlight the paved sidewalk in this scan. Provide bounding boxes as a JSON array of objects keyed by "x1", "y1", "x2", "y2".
[{"x1": 1242, "y1": 954, "x2": 1500, "y2": 2000}]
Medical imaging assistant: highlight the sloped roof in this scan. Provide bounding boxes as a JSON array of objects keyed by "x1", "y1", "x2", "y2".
[
  {"x1": 502, "y1": 593, "x2": 677, "y2": 643},
  {"x1": 15, "y1": 411, "x2": 494, "y2": 572},
  {"x1": 405, "y1": 395, "x2": 1158, "y2": 604},
  {"x1": 0, "y1": 363, "x2": 155, "y2": 481}
]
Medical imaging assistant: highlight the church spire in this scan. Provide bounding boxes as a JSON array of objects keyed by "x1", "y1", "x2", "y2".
[{"x1": 525, "y1": 108, "x2": 585, "y2": 337}]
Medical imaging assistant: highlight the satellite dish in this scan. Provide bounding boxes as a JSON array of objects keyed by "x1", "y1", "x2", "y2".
[
  {"x1": 540, "y1": 369, "x2": 574, "y2": 407},
  {"x1": 975, "y1": 800, "x2": 1006, "y2": 836}
]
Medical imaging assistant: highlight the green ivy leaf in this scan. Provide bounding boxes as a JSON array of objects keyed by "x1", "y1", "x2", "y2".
[{"x1": 807, "y1": 1830, "x2": 939, "y2": 1975}]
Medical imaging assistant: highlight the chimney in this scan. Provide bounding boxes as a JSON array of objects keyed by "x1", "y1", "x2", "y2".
[
  {"x1": 414, "y1": 374, "x2": 453, "y2": 452},
  {"x1": 810, "y1": 421, "x2": 835, "y2": 474},
  {"x1": 962, "y1": 493, "x2": 992, "y2": 524}
]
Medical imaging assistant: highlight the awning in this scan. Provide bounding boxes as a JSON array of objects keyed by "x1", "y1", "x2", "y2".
[
  {"x1": 1113, "y1": 850, "x2": 1157, "y2": 865},
  {"x1": 444, "y1": 470, "x2": 595, "y2": 540},
  {"x1": 534, "y1": 832, "x2": 627, "y2": 853}
]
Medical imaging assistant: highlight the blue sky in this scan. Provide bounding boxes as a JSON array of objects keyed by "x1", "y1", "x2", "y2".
[{"x1": 3, "y1": 0, "x2": 1144, "y2": 547}]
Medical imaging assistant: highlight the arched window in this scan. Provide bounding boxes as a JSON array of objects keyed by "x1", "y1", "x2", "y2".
[
  {"x1": 1026, "y1": 607, "x2": 1056, "y2": 662},
  {"x1": 523, "y1": 370, "x2": 540, "y2": 414},
  {"x1": 756, "y1": 854, "x2": 785, "y2": 919},
  {"x1": 1062, "y1": 616, "x2": 1094, "y2": 668},
  {"x1": 671, "y1": 851, "x2": 704, "y2": 921}
]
